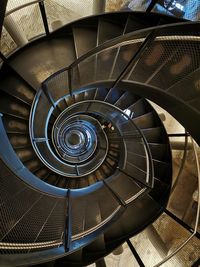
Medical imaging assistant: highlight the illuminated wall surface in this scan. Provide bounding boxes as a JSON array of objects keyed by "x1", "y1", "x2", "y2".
[{"x1": 126, "y1": 0, "x2": 200, "y2": 21}]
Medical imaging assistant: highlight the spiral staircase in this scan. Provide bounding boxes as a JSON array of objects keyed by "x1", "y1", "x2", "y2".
[{"x1": 0, "y1": 1, "x2": 199, "y2": 266}]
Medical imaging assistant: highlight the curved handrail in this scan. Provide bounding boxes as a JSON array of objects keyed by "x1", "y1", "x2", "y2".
[
  {"x1": 43, "y1": 19, "x2": 200, "y2": 86},
  {"x1": 67, "y1": 20, "x2": 200, "y2": 70}
]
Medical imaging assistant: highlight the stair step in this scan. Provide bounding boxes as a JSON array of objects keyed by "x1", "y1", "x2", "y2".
[
  {"x1": 124, "y1": 14, "x2": 149, "y2": 34},
  {"x1": 73, "y1": 25, "x2": 98, "y2": 58},
  {"x1": 9, "y1": 37, "x2": 76, "y2": 88},
  {"x1": 126, "y1": 152, "x2": 147, "y2": 172},
  {"x1": 45, "y1": 174, "x2": 58, "y2": 185},
  {"x1": 74, "y1": 91, "x2": 85, "y2": 103},
  {"x1": 149, "y1": 178, "x2": 170, "y2": 206},
  {"x1": 128, "y1": 99, "x2": 149, "y2": 118},
  {"x1": 104, "y1": 87, "x2": 124, "y2": 104},
  {"x1": 114, "y1": 91, "x2": 138, "y2": 110},
  {"x1": 142, "y1": 127, "x2": 164, "y2": 143},
  {"x1": 0, "y1": 65, "x2": 35, "y2": 105},
  {"x1": 133, "y1": 111, "x2": 156, "y2": 129},
  {"x1": 34, "y1": 167, "x2": 50, "y2": 180},
  {"x1": 148, "y1": 143, "x2": 171, "y2": 162},
  {"x1": 84, "y1": 88, "x2": 96, "y2": 100},
  {"x1": 128, "y1": 40, "x2": 167, "y2": 83},
  {"x1": 104, "y1": 192, "x2": 162, "y2": 246},
  {"x1": 16, "y1": 148, "x2": 36, "y2": 162},
  {"x1": 0, "y1": 91, "x2": 30, "y2": 120},
  {"x1": 8, "y1": 133, "x2": 31, "y2": 149},
  {"x1": 106, "y1": 172, "x2": 144, "y2": 204},
  {"x1": 110, "y1": 41, "x2": 141, "y2": 79},
  {"x1": 94, "y1": 87, "x2": 110, "y2": 100},
  {"x1": 24, "y1": 158, "x2": 43, "y2": 173},
  {"x1": 98, "y1": 17, "x2": 125, "y2": 45},
  {"x1": 84, "y1": 201, "x2": 102, "y2": 236},
  {"x1": 153, "y1": 159, "x2": 172, "y2": 183},
  {"x1": 3, "y1": 115, "x2": 29, "y2": 134}
]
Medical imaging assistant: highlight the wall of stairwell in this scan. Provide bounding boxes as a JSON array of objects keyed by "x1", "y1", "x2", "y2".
[
  {"x1": 1, "y1": 0, "x2": 114, "y2": 56},
  {"x1": 6, "y1": 0, "x2": 93, "y2": 16},
  {"x1": 0, "y1": 0, "x2": 135, "y2": 56},
  {"x1": 2, "y1": 0, "x2": 200, "y2": 57}
]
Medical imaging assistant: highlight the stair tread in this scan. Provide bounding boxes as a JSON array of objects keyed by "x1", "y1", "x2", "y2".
[
  {"x1": 73, "y1": 26, "x2": 98, "y2": 58},
  {"x1": 84, "y1": 88, "x2": 96, "y2": 100},
  {"x1": 104, "y1": 192, "x2": 163, "y2": 245},
  {"x1": 106, "y1": 171, "x2": 144, "y2": 204},
  {"x1": 114, "y1": 91, "x2": 138, "y2": 110},
  {"x1": 126, "y1": 151, "x2": 147, "y2": 171},
  {"x1": 142, "y1": 127, "x2": 165, "y2": 143},
  {"x1": 133, "y1": 111, "x2": 156, "y2": 129},
  {"x1": 153, "y1": 159, "x2": 172, "y2": 183},
  {"x1": 9, "y1": 37, "x2": 76, "y2": 88},
  {"x1": 94, "y1": 87, "x2": 110, "y2": 100},
  {"x1": 8, "y1": 133, "x2": 31, "y2": 149},
  {"x1": 124, "y1": 15, "x2": 148, "y2": 34},
  {"x1": 16, "y1": 147, "x2": 36, "y2": 162},
  {"x1": 110, "y1": 41, "x2": 141, "y2": 79},
  {"x1": 128, "y1": 40, "x2": 168, "y2": 83},
  {"x1": 34, "y1": 167, "x2": 50, "y2": 180},
  {"x1": 149, "y1": 177, "x2": 171, "y2": 205},
  {"x1": 74, "y1": 91, "x2": 85, "y2": 103},
  {"x1": 0, "y1": 65, "x2": 35, "y2": 105},
  {"x1": 98, "y1": 18, "x2": 125, "y2": 45},
  {"x1": 104, "y1": 87, "x2": 124, "y2": 104},
  {"x1": 24, "y1": 157, "x2": 43, "y2": 172},
  {"x1": 128, "y1": 99, "x2": 149, "y2": 117},
  {"x1": 71, "y1": 183, "x2": 120, "y2": 237},
  {"x1": 0, "y1": 91, "x2": 30, "y2": 120},
  {"x1": 3, "y1": 115, "x2": 29, "y2": 134}
]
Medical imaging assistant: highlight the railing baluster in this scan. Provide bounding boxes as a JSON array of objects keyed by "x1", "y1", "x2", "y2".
[
  {"x1": 168, "y1": 133, "x2": 190, "y2": 137},
  {"x1": 38, "y1": 1, "x2": 49, "y2": 35},
  {"x1": 65, "y1": 189, "x2": 72, "y2": 252},
  {"x1": 127, "y1": 239, "x2": 145, "y2": 267}
]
